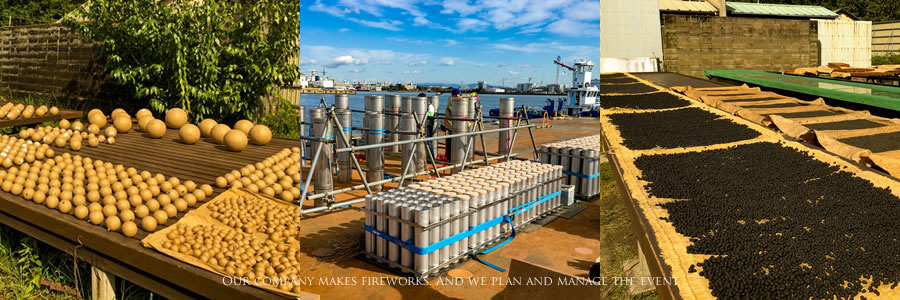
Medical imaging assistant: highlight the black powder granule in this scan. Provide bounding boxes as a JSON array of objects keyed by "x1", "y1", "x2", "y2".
[
  {"x1": 608, "y1": 108, "x2": 761, "y2": 150},
  {"x1": 721, "y1": 97, "x2": 784, "y2": 103},
  {"x1": 838, "y1": 131, "x2": 900, "y2": 153},
  {"x1": 634, "y1": 142, "x2": 900, "y2": 299},
  {"x1": 741, "y1": 102, "x2": 804, "y2": 109},
  {"x1": 768, "y1": 110, "x2": 840, "y2": 119},
  {"x1": 599, "y1": 83, "x2": 659, "y2": 94},
  {"x1": 805, "y1": 119, "x2": 886, "y2": 131},
  {"x1": 598, "y1": 92, "x2": 691, "y2": 109},
  {"x1": 598, "y1": 77, "x2": 639, "y2": 84}
]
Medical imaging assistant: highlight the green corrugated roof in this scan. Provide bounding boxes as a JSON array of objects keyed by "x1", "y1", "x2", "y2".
[{"x1": 725, "y1": 2, "x2": 838, "y2": 18}]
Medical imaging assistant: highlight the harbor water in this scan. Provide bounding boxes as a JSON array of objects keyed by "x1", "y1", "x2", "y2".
[{"x1": 299, "y1": 92, "x2": 560, "y2": 128}]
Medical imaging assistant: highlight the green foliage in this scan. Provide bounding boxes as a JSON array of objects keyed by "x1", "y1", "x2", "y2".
[
  {"x1": 873, "y1": 53, "x2": 900, "y2": 65},
  {"x1": 0, "y1": 0, "x2": 84, "y2": 26},
  {"x1": 730, "y1": 0, "x2": 900, "y2": 22},
  {"x1": 261, "y1": 99, "x2": 303, "y2": 140},
  {"x1": 64, "y1": 0, "x2": 301, "y2": 123}
]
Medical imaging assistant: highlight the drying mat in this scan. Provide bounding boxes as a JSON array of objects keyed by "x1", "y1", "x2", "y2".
[
  {"x1": 599, "y1": 83, "x2": 660, "y2": 94},
  {"x1": 607, "y1": 107, "x2": 762, "y2": 150},
  {"x1": 598, "y1": 91, "x2": 692, "y2": 110},
  {"x1": 143, "y1": 187, "x2": 306, "y2": 299},
  {"x1": 599, "y1": 83, "x2": 900, "y2": 298}
]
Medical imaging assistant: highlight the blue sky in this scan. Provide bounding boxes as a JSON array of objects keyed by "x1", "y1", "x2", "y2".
[{"x1": 301, "y1": 0, "x2": 600, "y2": 87}]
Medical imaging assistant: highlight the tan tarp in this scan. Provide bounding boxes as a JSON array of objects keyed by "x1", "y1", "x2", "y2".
[{"x1": 142, "y1": 187, "x2": 314, "y2": 299}]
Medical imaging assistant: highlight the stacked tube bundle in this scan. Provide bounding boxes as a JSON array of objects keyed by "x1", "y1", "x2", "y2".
[
  {"x1": 363, "y1": 160, "x2": 564, "y2": 277},
  {"x1": 539, "y1": 134, "x2": 605, "y2": 199}
]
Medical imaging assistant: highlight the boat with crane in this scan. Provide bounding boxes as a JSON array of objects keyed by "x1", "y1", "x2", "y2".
[{"x1": 554, "y1": 58, "x2": 600, "y2": 116}]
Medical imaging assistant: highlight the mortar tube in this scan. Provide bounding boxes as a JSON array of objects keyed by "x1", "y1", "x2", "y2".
[
  {"x1": 376, "y1": 196, "x2": 387, "y2": 259},
  {"x1": 429, "y1": 201, "x2": 441, "y2": 268},
  {"x1": 400, "y1": 202, "x2": 416, "y2": 268},
  {"x1": 334, "y1": 94, "x2": 349, "y2": 111},
  {"x1": 449, "y1": 97, "x2": 469, "y2": 173},
  {"x1": 400, "y1": 113, "x2": 415, "y2": 176},
  {"x1": 365, "y1": 194, "x2": 374, "y2": 255},
  {"x1": 336, "y1": 109, "x2": 353, "y2": 183},
  {"x1": 366, "y1": 112, "x2": 385, "y2": 191},
  {"x1": 386, "y1": 95, "x2": 402, "y2": 152},
  {"x1": 449, "y1": 198, "x2": 461, "y2": 261},
  {"x1": 311, "y1": 116, "x2": 333, "y2": 207},
  {"x1": 412, "y1": 97, "x2": 428, "y2": 174},
  {"x1": 414, "y1": 205, "x2": 430, "y2": 273},
  {"x1": 466, "y1": 191, "x2": 480, "y2": 249},
  {"x1": 499, "y1": 98, "x2": 515, "y2": 156},
  {"x1": 457, "y1": 195, "x2": 470, "y2": 252},
  {"x1": 585, "y1": 149, "x2": 597, "y2": 198},
  {"x1": 440, "y1": 198, "x2": 451, "y2": 264},
  {"x1": 388, "y1": 200, "x2": 400, "y2": 263}
]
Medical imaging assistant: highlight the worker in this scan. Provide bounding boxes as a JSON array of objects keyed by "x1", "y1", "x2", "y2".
[
  {"x1": 442, "y1": 88, "x2": 462, "y2": 160},
  {"x1": 421, "y1": 93, "x2": 436, "y2": 156}
]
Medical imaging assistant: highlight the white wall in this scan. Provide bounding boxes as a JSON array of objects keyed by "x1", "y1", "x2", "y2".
[
  {"x1": 816, "y1": 19, "x2": 872, "y2": 67},
  {"x1": 600, "y1": 0, "x2": 663, "y2": 60}
]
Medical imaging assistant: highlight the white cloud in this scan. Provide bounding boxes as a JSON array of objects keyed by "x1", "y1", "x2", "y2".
[
  {"x1": 350, "y1": 18, "x2": 403, "y2": 31},
  {"x1": 325, "y1": 55, "x2": 369, "y2": 68},
  {"x1": 300, "y1": 58, "x2": 318, "y2": 65},
  {"x1": 496, "y1": 64, "x2": 507, "y2": 68},
  {"x1": 492, "y1": 41, "x2": 594, "y2": 57},
  {"x1": 351, "y1": 68, "x2": 363, "y2": 73},
  {"x1": 546, "y1": 19, "x2": 601, "y2": 37},
  {"x1": 404, "y1": 70, "x2": 423, "y2": 74},
  {"x1": 387, "y1": 37, "x2": 433, "y2": 46},
  {"x1": 338, "y1": 28, "x2": 350, "y2": 32},
  {"x1": 310, "y1": 0, "x2": 350, "y2": 17},
  {"x1": 508, "y1": 71, "x2": 520, "y2": 76},
  {"x1": 439, "y1": 58, "x2": 456, "y2": 66},
  {"x1": 441, "y1": 0, "x2": 480, "y2": 16},
  {"x1": 457, "y1": 18, "x2": 490, "y2": 32},
  {"x1": 443, "y1": 39, "x2": 460, "y2": 46},
  {"x1": 408, "y1": 60, "x2": 428, "y2": 67}
]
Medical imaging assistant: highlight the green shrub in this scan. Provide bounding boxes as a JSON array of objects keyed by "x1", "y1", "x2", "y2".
[
  {"x1": 873, "y1": 53, "x2": 900, "y2": 66},
  {"x1": 261, "y1": 99, "x2": 303, "y2": 140},
  {"x1": 64, "y1": 0, "x2": 301, "y2": 123}
]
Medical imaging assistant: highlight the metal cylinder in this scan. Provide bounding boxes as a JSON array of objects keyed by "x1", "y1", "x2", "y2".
[
  {"x1": 414, "y1": 205, "x2": 430, "y2": 273},
  {"x1": 309, "y1": 107, "x2": 325, "y2": 120},
  {"x1": 365, "y1": 195, "x2": 374, "y2": 255},
  {"x1": 365, "y1": 95, "x2": 384, "y2": 113},
  {"x1": 429, "y1": 201, "x2": 441, "y2": 268},
  {"x1": 376, "y1": 196, "x2": 386, "y2": 259},
  {"x1": 585, "y1": 149, "x2": 598, "y2": 198},
  {"x1": 467, "y1": 97, "x2": 476, "y2": 158},
  {"x1": 334, "y1": 94, "x2": 349, "y2": 111},
  {"x1": 388, "y1": 201, "x2": 400, "y2": 263},
  {"x1": 366, "y1": 112, "x2": 384, "y2": 191},
  {"x1": 499, "y1": 98, "x2": 515, "y2": 155},
  {"x1": 400, "y1": 97, "x2": 415, "y2": 175},
  {"x1": 386, "y1": 95, "x2": 402, "y2": 152},
  {"x1": 440, "y1": 198, "x2": 450, "y2": 264},
  {"x1": 312, "y1": 115, "x2": 333, "y2": 207},
  {"x1": 412, "y1": 97, "x2": 428, "y2": 173},
  {"x1": 401, "y1": 203, "x2": 413, "y2": 268},
  {"x1": 449, "y1": 97, "x2": 469, "y2": 173},
  {"x1": 336, "y1": 109, "x2": 353, "y2": 183}
]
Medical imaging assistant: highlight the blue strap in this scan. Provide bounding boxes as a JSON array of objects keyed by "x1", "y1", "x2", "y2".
[
  {"x1": 562, "y1": 170, "x2": 603, "y2": 179},
  {"x1": 474, "y1": 215, "x2": 515, "y2": 272},
  {"x1": 509, "y1": 191, "x2": 561, "y2": 216},
  {"x1": 343, "y1": 126, "x2": 353, "y2": 132},
  {"x1": 369, "y1": 129, "x2": 387, "y2": 136}
]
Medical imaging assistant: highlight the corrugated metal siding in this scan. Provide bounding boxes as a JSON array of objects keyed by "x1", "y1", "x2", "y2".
[
  {"x1": 816, "y1": 19, "x2": 872, "y2": 67},
  {"x1": 658, "y1": 0, "x2": 717, "y2": 14},
  {"x1": 725, "y1": 2, "x2": 838, "y2": 18},
  {"x1": 873, "y1": 21, "x2": 900, "y2": 54},
  {"x1": 600, "y1": 0, "x2": 663, "y2": 60}
]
